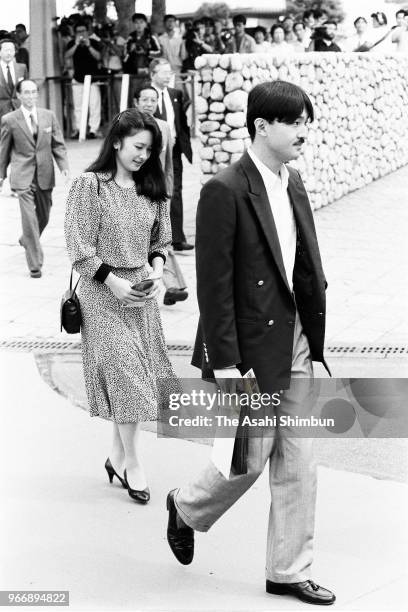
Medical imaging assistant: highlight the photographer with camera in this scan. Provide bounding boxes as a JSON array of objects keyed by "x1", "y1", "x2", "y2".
[
  {"x1": 181, "y1": 19, "x2": 213, "y2": 72},
  {"x1": 123, "y1": 13, "x2": 161, "y2": 107},
  {"x1": 65, "y1": 20, "x2": 102, "y2": 138}
]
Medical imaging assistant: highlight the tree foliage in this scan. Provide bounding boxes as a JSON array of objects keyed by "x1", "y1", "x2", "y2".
[
  {"x1": 286, "y1": 0, "x2": 345, "y2": 23},
  {"x1": 73, "y1": 0, "x2": 135, "y2": 35},
  {"x1": 194, "y1": 2, "x2": 231, "y2": 22}
]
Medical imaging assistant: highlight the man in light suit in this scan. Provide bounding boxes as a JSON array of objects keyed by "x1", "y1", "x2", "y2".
[
  {"x1": 166, "y1": 81, "x2": 335, "y2": 605},
  {"x1": 150, "y1": 58, "x2": 194, "y2": 251},
  {"x1": 0, "y1": 79, "x2": 69, "y2": 277}
]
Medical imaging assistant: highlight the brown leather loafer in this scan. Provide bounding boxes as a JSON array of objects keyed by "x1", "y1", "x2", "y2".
[{"x1": 266, "y1": 579, "x2": 336, "y2": 605}]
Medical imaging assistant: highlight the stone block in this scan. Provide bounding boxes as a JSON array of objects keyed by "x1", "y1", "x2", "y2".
[
  {"x1": 200, "y1": 147, "x2": 215, "y2": 160},
  {"x1": 210, "y1": 83, "x2": 224, "y2": 101},
  {"x1": 225, "y1": 72, "x2": 244, "y2": 92},
  {"x1": 224, "y1": 90, "x2": 248, "y2": 112},
  {"x1": 230, "y1": 127, "x2": 250, "y2": 139},
  {"x1": 225, "y1": 112, "x2": 246, "y2": 128},
  {"x1": 213, "y1": 67, "x2": 228, "y2": 83},
  {"x1": 221, "y1": 139, "x2": 245, "y2": 154},
  {"x1": 200, "y1": 120, "x2": 220, "y2": 133}
]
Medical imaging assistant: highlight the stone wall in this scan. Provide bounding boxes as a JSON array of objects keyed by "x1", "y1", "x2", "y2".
[{"x1": 194, "y1": 52, "x2": 408, "y2": 210}]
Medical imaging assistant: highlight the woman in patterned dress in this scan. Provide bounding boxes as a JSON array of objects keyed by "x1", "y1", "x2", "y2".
[{"x1": 65, "y1": 109, "x2": 175, "y2": 504}]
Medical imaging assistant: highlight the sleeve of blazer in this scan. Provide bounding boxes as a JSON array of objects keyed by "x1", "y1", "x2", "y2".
[
  {"x1": 196, "y1": 178, "x2": 241, "y2": 369},
  {"x1": 50, "y1": 112, "x2": 69, "y2": 173},
  {"x1": 0, "y1": 116, "x2": 12, "y2": 180}
]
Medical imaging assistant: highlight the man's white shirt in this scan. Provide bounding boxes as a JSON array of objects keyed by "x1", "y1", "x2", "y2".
[
  {"x1": 21, "y1": 105, "x2": 38, "y2": 135},
  {"x1": 152, "y1": 84, "x2": 176, "y2": 140},
  {"x1": 247, "y1": 147, "x2": 296, "y2": 290},
  {"x1": 0, "y1": 60, "x2": 15, "y2": 84}
]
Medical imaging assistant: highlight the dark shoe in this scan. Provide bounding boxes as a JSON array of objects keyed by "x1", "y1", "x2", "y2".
[
  {"x1": 18, "y1": 237, "x2": 25, "y2": 248},
  {"x1": 87, "y1": 131, "x2": 97, "y2": 139},
  {"x1": 123, "y1": 469, "x2": 150, "y2": 504},
  {"x1": 30, "y1": 270, "x2": 42, "y2": 278},
  {"x1": 172, "y1": 242, "x2": 194, "y2": 251},
  {"x1": 163, "y1": 288, "x2": 188, "y2": 306},
  {"x1": 70, "y1": 130, "x2": 79, "y2": 139},
  {"x1": 266, "y1": 580, "x2": 336, "y2": 605},
  {"x1": 104, "y1": 458, "x2": 127, "y2": 488},
  {"x1": 166, "y1": 489, "x2": 194, "y2": 565}
]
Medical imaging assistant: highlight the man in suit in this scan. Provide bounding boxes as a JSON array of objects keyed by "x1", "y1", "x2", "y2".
[
  {"x1": 0, "y1": 79, "x2": 69, "y2": 278},
  {"x1": 134, "y1": 83, "x2": 188, "y2": 306},
  {"x1": 150, "y1": 58, "x2": 194, "y2": 251},
  {"x1": 0, "y1": 38, "x2": 28, "y2": 196},
  {"x1": 166, "y1": 81, "x2": 335, "y2": 605},
  {"x1": 0, "y1": 39, "x2": 27, "y2": 121}
]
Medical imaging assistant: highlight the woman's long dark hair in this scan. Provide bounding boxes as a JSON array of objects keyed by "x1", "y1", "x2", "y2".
[{"x1": 86, "y1": 108, "x2": 167, "y2": 201}]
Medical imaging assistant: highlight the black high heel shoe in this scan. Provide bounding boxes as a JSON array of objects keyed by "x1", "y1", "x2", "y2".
[
  {"x1": 105, "y1": 458, "x2": 127, "y2": 488},
  {"x1": 123, "y1": 469, "x2": 150, "y2": 504}
]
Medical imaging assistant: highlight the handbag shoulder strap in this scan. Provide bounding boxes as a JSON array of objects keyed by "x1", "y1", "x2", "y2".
[{"x1": 70, "y1": 267, "x2": 80, "y2": 292}]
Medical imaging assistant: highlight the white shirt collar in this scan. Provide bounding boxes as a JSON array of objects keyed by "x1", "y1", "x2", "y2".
[
  {"x1": 247, "y1": 147, "x2": 289, "y2": 191},
  {"x1": 21, "y1": 105, "x2": 38, "y2": 122}
]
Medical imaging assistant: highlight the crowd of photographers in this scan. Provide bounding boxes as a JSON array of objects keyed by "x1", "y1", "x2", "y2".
[{"x1": 2, "y1": 7, "x2": 406, "y2": 139}]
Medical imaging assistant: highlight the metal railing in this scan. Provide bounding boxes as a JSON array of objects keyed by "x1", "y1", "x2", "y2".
[{"x1": 45, "y1": 70, "x2": 198, "y2": 139}]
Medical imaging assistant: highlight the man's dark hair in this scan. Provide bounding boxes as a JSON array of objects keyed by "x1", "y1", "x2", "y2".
[
  {"x1": 323, "y1": 20, "x2": 337, "y2": 28},
  {"x1": 164, "y1": 14, "x2": 177, "y2": 22},
  {"x1": 313, "y1": 9, "x2": 326, "y2": 20},
  {"x1": 193, "y1": 19, "x2": 204, "y2": 27},
  {"x1": 270, "y1": 24, "x2": 285, "y2": 37},
  {"x1": 132, "y1": 13, "x2": 148, "y2": 23},
  {"x1": 396, "y1": 10, "x2": 407, "y2": 18},
  {"x1": 246, "y1": 80, "x2": 314, "y2": 141},
  {"x1": 233, "y1": 14, "x2": 246, "y2": 26},
  {"x1": 203, "y1": 17, "x2": 215, "y2": 27},
  {"x1": 303, "y1": 10, "x2": 314, "y2": 21},
  {"x1": 73, "y1": 20, "x2": 88, "y2": 32},
  {"x1": 354, "y1": 16, "x2": 367, "y2": 27},
  {"x1": 293, "y1": 21, "x2": 305, "y2": 31},
  {"x1": 15, "y1": 24, "x2": 27, "y2": 31},
  {"x1": 0, "y1": 38, "x2": 16, "y2": 50},
  {"x1": 254, "y1": 26, "x2": 267, "y2": 36},
  {"x1": 16, "y1": 78, "x2": 38, "y2": 94},
  {"x1": 134, "y1": 83, "x2": 158, "y2": 100}
]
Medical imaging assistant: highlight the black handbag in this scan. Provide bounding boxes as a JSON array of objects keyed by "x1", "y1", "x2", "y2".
[{"x1": 60, "y1": 269, "x2": 81, "y2": 334}]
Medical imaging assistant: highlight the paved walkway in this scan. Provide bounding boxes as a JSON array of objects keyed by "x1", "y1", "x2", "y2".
[
  {"x1": 0, "y1": 139, "x2": 407, "y2": 350},
  {"x1": 1, "y1": 351, "x2": 407, "y2": 611}
]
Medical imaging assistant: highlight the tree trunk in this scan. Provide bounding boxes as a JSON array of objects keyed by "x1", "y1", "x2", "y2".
[
  {"x1": 94, "y1": 0, "x2": 108, "y2": 23},
  {"x1": 113, "y1": 0, "x2": 136, "y2": 37},
  {"x1": 150, "y1": 0, "x2": 166, "y2": 35}
]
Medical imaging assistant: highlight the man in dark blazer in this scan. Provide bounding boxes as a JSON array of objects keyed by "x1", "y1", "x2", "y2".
[
  {"x1": 0, "y1": 39, "x2": 27, "y2": 121},
  {"x1": 150, "y1": 58, "x2": 193, "y2": 250},
  {"x1": 166, "y1": 81, "x2": 335, "y2": 605},
  {"x1": 0, "y1": 79, "x2": 69, "y2": 277}
]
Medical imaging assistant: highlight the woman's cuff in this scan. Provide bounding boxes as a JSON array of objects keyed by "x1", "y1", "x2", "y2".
[
  {"x1": 148, "y1": 251, "x2": 166, "y2": 266},
  {"x1": 93, "y1": 263, "x2": 113, "y2": 283}
]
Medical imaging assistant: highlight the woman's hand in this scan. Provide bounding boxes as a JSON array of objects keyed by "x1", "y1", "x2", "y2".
[
  {"x1": 105, "y1": 273, "x2": 147, "y2": 307},
  {"x1": 144, "y1": 277, "x2": 161, "y2": 301}
]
